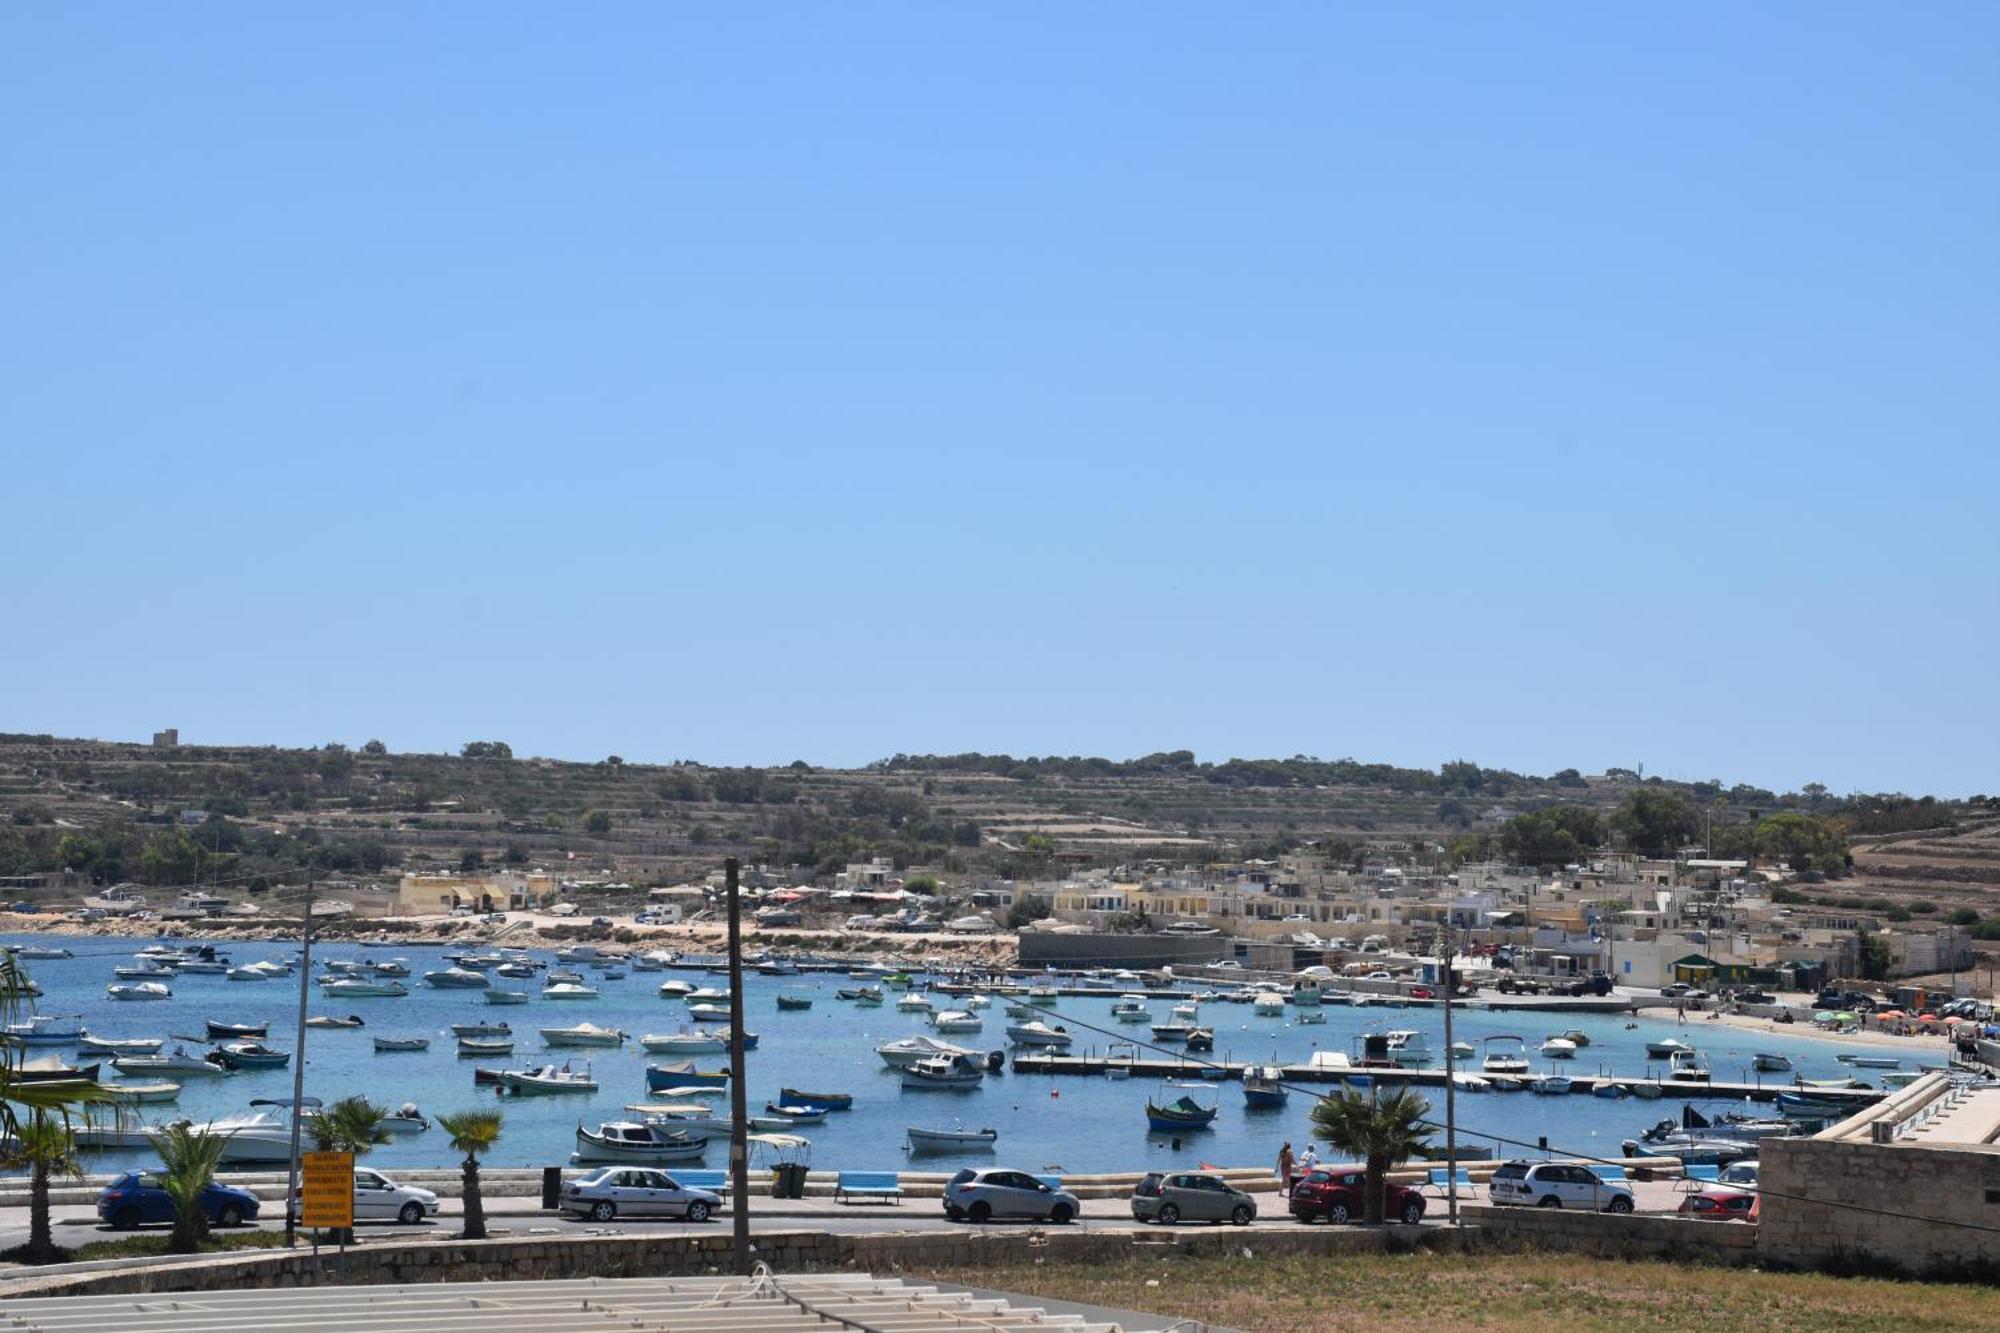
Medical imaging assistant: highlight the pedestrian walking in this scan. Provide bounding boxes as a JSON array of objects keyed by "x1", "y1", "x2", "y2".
[
  {"x1": 1277, "y1": 1141, "x2": 1295, "y2": 1194},
  {"x1": 1300, "y1": 1143, "x2": 1319, "y2": 1174}
]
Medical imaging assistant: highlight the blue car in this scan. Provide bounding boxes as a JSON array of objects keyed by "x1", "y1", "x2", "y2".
[{"x1": 96, "y1": 1171, "x2": 261, "y2": 1230}]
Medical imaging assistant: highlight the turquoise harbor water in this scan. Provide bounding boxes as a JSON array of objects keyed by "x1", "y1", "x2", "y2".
[{"x1": 3, "y1": 934, "x2": 1914, "y2": 1174}]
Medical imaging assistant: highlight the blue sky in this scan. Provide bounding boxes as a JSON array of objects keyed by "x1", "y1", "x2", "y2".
[{"x1": 3, "y1": 5, "x2": 1994, "y2": 795}]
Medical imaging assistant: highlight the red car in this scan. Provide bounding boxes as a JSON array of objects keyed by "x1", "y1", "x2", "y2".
[
  {"x1": 1678, "y1": 1190, "x2": 1759, "y2": 1222},
  {"x1": 1289, "y1": 1169, "x2": 1426, "y2": 1225}
]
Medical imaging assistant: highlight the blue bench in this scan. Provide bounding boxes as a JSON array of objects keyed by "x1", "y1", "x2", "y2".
[
  {"x1": 1424, "y1": 1168, "x2": 1476, "y2": 1197},
  {"x1": 673, "y1": 1170, "x2": 729, "y2": 1193},
  {"x1": 835, "y1": 1171, "x2": 903, "y2": 1204},
  {"x1": 1587, "y1": 1164, "x2": 1629, "y2": 1182}
]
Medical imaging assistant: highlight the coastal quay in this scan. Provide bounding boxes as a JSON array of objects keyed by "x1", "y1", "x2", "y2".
[{"x1": 1007, "y1": 1052, "x2": 1882, "y2": 1103}]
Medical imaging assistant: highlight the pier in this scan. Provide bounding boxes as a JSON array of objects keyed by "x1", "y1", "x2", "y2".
[{"x1": 1007, "y1": 1053, "x2": 1884, "y2": 1104}]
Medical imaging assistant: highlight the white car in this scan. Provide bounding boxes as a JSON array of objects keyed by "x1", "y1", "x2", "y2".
[
  {"x1": 559, "y1": 1167, "x2": 720, "y2": 1223},
  {"x1": 1487, "y1": 1160, "x2": 1635, "y2": 1212},
  {"x1": 942, "y1": 1168, "x2": 1080, "y2": 1224},
  {"x1": 291, "y1": 1167, "x2": 440, "y2": 1225},
  {"x1": 1717, "y1": 1162, "x2": 1759, "y2": 1192}
]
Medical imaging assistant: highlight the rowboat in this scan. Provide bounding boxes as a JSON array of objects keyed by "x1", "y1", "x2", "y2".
[
  {"x1": 107, "y1": 982, "x2": 172, "y2": 1001},
  {"x1": 452, "y1": 1023, "x2": 512, "y2": 1039},
  {"x1": 779, "y1": 1088, "x2": 852, "y2": 1110},
  {"x1": 457, "y1": 1037, "x2": 514, "y2": 1056},
  {"x1": 837, "y1": 986, "x2": 884, "y2": 1005},
  {"x1": 776, "y1": 991, "x2": 814, "y2": 1011},
  {"x1": 1146, "y1": 1094, "x2": 1218, "y2": 1131},
  {"x1": 11, "y1": 1055, "x2": 102, "y2": 1084},
  {"x1": 499, "y1": 1063, "x2": 598, "y2": 1096},
  {"x1": 98, "y1": 1081, "x2": 182, "y2": 1104},
  {"x1": 206, "y1": 1020, "x2": 268, "y2": 1040},
  {"x1": 574, "y1": 1120, "x2": 709, "y2": 1163},
  {"x1": 541, "y1": 1022, "x2": 626, "y2": 1048},
  {"x1": 373, "y1": 1037, "x2": 431, "y2": 1053},
  {"x1": 218, "y1": 1041, "x2": 291, "y2": 1069},
  {"x1": 485, "y1": 989, "x2": 530, "y2": 1005},
  {"x1": 907, "y1": 1125, "x2": 997, "y2": 1152},
  {"x1": 645, "y1": 1060, "x2": 731, "y2": 1091},
  {"x1": 763, "y1": 1102, "x2": 828, "y2": 1124},
  {"x1": 77, "y1": 1024, "x2": 163, "y2": 1048}
]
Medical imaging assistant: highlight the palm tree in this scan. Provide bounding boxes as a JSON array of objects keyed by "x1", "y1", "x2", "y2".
[
  {"x1": 1, "y1": 1110, "x2": 84, "y2": 1263},
  {"x1": 305, "y1": 1095, "x2": 394, "y2": 1243},
  {"x1": 154, "y1": 1122, "x2": 231, "y2": 1254},
  {"x1": 307, "y1": 1095, "x2": 394, "y2": 1155},
  {"x1": 436, "y1": 1109, "x2": 503, "y2": 1239},
  {"x1": 1308, "y1": 1086, "x2": 1436, "y2": 1225}
]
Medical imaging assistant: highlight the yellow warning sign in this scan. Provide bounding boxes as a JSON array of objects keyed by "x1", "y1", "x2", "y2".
[{"x1": 301, "y1": 1150, "x2": 354, "y2": 1228}]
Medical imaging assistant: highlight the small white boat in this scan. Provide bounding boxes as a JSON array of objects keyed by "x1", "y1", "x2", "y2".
[
  {"x1": 380, "y1": 1102, "x2": 430, "y2": 1133},
  {"x1": 1384, "y1": 1031, "x2": 1430, "y2": 1066},
  {"x1": 907, "y1": 1124, "x2": 998, "y2": 1152},
  {"x1": 76, "y1": 1106, "x2": 167, "y2": 1152},
  {"x1": 4, "y1": 1014, "x2": 85, "y2": 1046},
  {"x1": 544, "y1": 982, "x2": 601, "y2": 1001},
  {"x1": 485, "y1": 989, "x2": 530, "y2": 1005},
  {"x1": 452, "y1": 1022, "x2": 512, "y2": 1039},
  {"x1": 541, "y1": 1022, "x2": 626, "y2": 1048},
  {"x1": 111, "y1": 1048, "x2": 230, "y2": 1077},
  {"x1": 1296, "y1": 1009, "x2": 1328, "y2": 1025},
  {"x1": 964, "y1": 994, "x2": 992, "y2": 1010},
  {"x1": 322, "y1": 978, "x2": 409, "y2": 998},
  {"x1": 1110, "y1": 997, "x2": 1151, "y2": 1024},
  {"x1": 426, "y1": 968, "x2": 491, "y2": 989},
  {"x1": 658, "y1": 980, "x2": 696, "y2": 998},
  {"x1": 499, "y1": 1062, "x2": 598, "y2": 1096},
  {"x1": 876, "y1": 1034, "x2": 978, "y2": 1069},
  {"x1": 151, "y1": 1110, "x2": 297, "y2": 1164},
  {"x1": 1646, "y1": 1037, "x2": 1693, "y2": 1059},
  {"x1": 575, "y1": 1120, "x2": 709, "y2": 1163},
  {"x1": 1540, "y1": 1038, "x2": 1578, "y2": 1060},
  {"x1": 226, "y1": 966, "x2": 270, "y2": 982},
  {"x1": 641, "y1": 1029, "x2": 727, "y2": 1055},
  {"x1": 686, "y1": 1002, "x2": 732, "y2": 1021},
  {"x1": 113, "y1": 961, "x2": 176, "y2": 979},
  {"x1": 901, "y1": 1054, "x2": 984, "y2": 1090},
  {"x1": 1450, "y1": 1041, "x2": 1476, "y2": 1060},
  {"x1": 1530, "y1": 1074, "x2": 1574, "y2": 1095},
  {"x1": 373, "y1": 1036, "x2": 431, "y2": 1053},
  {"x1": 1481, "y1": 1036, "x2": 1530, "y2": 1077},
  {"x1": 1753, "y1": 1052, "x2": 1793, "y2": 1072},
  {"x1": 1252, "y1": 992, "x2": 1287, "y2": 1016},
  {"x1": 304, "y1": 1014, "x2": 365, "y2": 1029},
  {"x1": 10, "y1": 945, "x2": 73, "y2": 960},
  {"x1": 1838, "y1": 1053, "x2": 1902, "y2": 1070},
  {"x1": 685, "y1": 987, "x2": 729, "y2": 1002},
  {"x1": 1006, "y1": 1020, "x2": 1073, "y2": 1048},
  {"x1": 1666, "y1": 1049, "x2": 1712, "y2": 1081},
  {"x1": 896, "y1": 993, "x2": 935, "y2": 1013},
  {"x1": 931, "y1": 1010, "x2": 984, "y2": 1034},
  {"x1": 106, "y1": 982, "x2": 172, "y2": 1002},
  {"x1": 1026, "y1": 984, "x2": 1060, "y2": 1005}
]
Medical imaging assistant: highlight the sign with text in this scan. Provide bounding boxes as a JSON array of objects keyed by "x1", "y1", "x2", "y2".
[{"x1": 300, "y1": 1150, "x2": 354, "y2": 1228}]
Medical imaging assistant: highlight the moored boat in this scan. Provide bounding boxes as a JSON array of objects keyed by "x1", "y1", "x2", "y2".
[
  {"x1": 1243, "y1": 1065, "x2": 1289, "y2": 1108},
  {"x1": 485, "y1": 989, "x2": 530, "y2": 1005},
  {"x1": 11, "y1": 1055, "x2": 102, "y2": 1084},
  {"x1": 304, "y1": 1014, "x2": 365, "y2": 1029},
  {"x1": 373, "y1": 1036, "x2": 431, "y2": 1053},
  {"x1": 206, "y1": 1020, "x2": 268, "y2": 1040},
  {"x1": 1145, "y1": 1093, "x2": 1218, "y2": 1131},
  {"x1": 875, "y1": 1034, "x2": 977, "y2": 1070},
  {"x1": 541, "y1": 1022, "x2": 626, "y2": 1048},
  {"x1": 112, "y1": 1048, "x2": 229, "y2": 1077},
  {"x1": 543, "y1": 982, "x2": 600, "y2": 1001},
  {"x1": 1007, "y1": 1021, "x2": 1073, "y2": 1049},
  {"x1": 499, "y1": 1062, "x2": 598, "y2": 1096},
  {"x1": 218, "y1": 1041, "x2": 291, "y2": 1069},
  {"x1": 107, "y1": 982, "x2": 172, "y2": 1001},
  {"x1": 99, "y1": 1080, "x2": 182, "y2": 1104},
  {"x1": 424, "y1": 968, "x2": 491, "y2": 990},
  {"x1": 3, "y1": 1013, "x2": 84, "y2": 1046},
  {"x1": 901, "y1": 1054, "x2": 984, "y2": 1090},
  {"x1": 457, "y1": 1037, "x2": 515, "y2": 1056},
  {"x1": 779, "y1": 1088, "x2": 852, "y2": 1110},
  {"x1": 574, "y1": 1120, "x2": 708, "y2": 1163},
  {"x1": 645, "y1": 1060, "x2": 731, "y2": 1091},
  {"x1": 1753, "y1": 1052, "x2": 1793, "y2": 1072},
  {"x1": 776, "y1": 990, "x2": 814, "y2": 1011},
  {"x1": 907, "y1": 1124, "x2": 997, "y2": 1152},
  {"x1": 1480, "y1": 1036, "x2": 1530, "y2": 1077},
  {"x1": 322, "y1": 978, "x2": 410, "y2": 998},
  {"x1": 451, "y1": 1022, "x2": 512, "y2": 1039}
]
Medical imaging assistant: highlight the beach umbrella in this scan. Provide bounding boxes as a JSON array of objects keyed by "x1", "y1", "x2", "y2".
[
  {"x1": 1835, "y1": 1011, "x2": 1858, "y2": 1024},
  {"x1": 1876, "y1": 1009, "x2": 1906, "y2": 1021},
  {"x1": 1813, "y1": 1010, "x2": 1836, "y2": 1024},
  {"x1": 1917, "y1": 1014, "x2": 1942, "y2": 1026}
]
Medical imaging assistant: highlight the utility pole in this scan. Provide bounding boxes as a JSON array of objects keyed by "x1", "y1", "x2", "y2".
[
  {"x1": 1438, "y1": 915, "x2": 1459, "y2": 1226},
  {"x1": 725, "y1": 858, "x2": 750, "y2": 1275},
  {"x1": 282, "y1": 877, "x2": 315, "y2": 1247}
]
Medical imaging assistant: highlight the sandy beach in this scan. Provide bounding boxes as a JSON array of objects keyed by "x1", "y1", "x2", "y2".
[{"x1": 1629, "y1": 997, "x2": 1963, "y2": 1056}]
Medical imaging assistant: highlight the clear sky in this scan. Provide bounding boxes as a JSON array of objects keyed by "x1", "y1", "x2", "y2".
[{"x1": 3, "y1": 5, "x2": 1994, "y2": 796}]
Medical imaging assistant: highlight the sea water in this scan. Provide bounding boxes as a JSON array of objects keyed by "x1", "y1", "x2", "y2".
[{"x1": 2, "y1": 933, "x2": 1904, "y2": 1175}]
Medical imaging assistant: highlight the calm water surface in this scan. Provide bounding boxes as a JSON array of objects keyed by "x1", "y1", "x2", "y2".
[{"x1": 4, "y1": 934, "x2": 1910, "y2": 1175}]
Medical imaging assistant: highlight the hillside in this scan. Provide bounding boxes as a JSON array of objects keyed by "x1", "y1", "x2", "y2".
[{"x1": 0, "y1": 733, "x2": 1980, "y2": 899}]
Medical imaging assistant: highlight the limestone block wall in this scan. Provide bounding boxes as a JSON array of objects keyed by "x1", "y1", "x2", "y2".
[
  {"x1": 1459, "y1": 1205, "x2": 1758, "y2": 1264},
  {"x1": 1759, "y1": 1137, "x2": 2000, "y2": 1278}
]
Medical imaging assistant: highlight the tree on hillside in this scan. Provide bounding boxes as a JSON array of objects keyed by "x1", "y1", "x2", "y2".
[
  {"x1": 461, "y1": 741, "x2": 513, "y2": 761},
  {"x1": 1501, "y1": 806, "x2": 1605, "y2": 867},
  {"x1": 583, "y1": 809, "x2": 612, "y2": 834},
  {"x1": 1611, "y1": 788, "x2": 1697, "y2": 857},
  {"x1": 1006, "y1": 895, "x2": 1051, "y2": 929},
  {"x1": 361, "y1": 739, "x2": 387, "y2": 755},
  {"x1": 1753, "y1": 813, "x2": 1848, "y2": 874}
]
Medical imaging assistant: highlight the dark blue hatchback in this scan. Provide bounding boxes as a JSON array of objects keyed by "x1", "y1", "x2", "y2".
[{"x1": 96, "y1": 1171, "x2": 262, "y2": 1230}]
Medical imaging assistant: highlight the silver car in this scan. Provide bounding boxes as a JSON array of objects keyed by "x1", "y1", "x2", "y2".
[
  {"x1": 942, "y1": 1168, "x2": 1080, "y2": 1224},
  {"x1": 559, "y1": 1167, "x2": 721, "y2": 1222},
  {"x1": 1131, "y1": 1172, "x2": 1256, "y2": 1226},
  {"x1": 288, "y1": 1167, "x2": 440, "y2": 1225}
]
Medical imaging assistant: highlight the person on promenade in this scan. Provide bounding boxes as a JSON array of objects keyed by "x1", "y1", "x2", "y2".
[
  {"x1": 1277, "y1": 1141, "x2": 1295, "y2": 1194},
  {"x1": 1300, "y1": 1143, "x2": 1319, "y2": 1174}
]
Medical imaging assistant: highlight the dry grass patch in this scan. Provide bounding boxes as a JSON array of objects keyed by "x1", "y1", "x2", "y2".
[{"x1": 920, "y1": 1250, "x2": 2000, "y2": 1333}]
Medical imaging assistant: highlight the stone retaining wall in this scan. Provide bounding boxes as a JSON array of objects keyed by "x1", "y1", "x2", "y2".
[
  {"x1": 1760, "y1": 1137, "x2": 2000, "y2": 1278},
  {"x1": 1460, "y1": 1204, "x2": 1759, "y2": 1264},
  {"x1": 0, "y1": 1224, "x2": 1449, "y2": 1301}
]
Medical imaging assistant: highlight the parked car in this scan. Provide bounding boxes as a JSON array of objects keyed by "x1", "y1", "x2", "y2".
[
  {"x1": 1679, "y1": 1190, "x2": 1759, "y2": 1222},
  {"x1": 1486, "y1": 1161, "x2": 1635, "y2": 1212},
  {"x1": 1288, "y1": 1168, "x2": 1426, "y2": 1225},
  {"x1": 558, "y1": 1167, "x2": 719, "y2": 1222},
  {"x1": 1732, "y1": 989, "x2": 1775, "y2": 1005},
  {"x1": 942, "y1": 1168, "x2": 1080, "y2": 1224},
  {"x1": 1716, "y1": 1162, "x2": 1760, "y2": 1192},
  {"x1": 97, "y1": 1171, "x2": 260, "y2": 1230},
  {"x1": 1662, "y1": 983, "x2": 1693, "y2": 998},
  {"x1": 289, "y1": 1166, "x2": 439, "y2": 1225},
  {"x1": 1495, "y1": 976, "x2": 1545, "y2": 995},
  {"x1": 1131, "y1": 1172, "x2": 1256, "y2": 1226}
]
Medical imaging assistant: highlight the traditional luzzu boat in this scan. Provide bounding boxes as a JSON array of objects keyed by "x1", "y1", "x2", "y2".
[
  {"x1": 1242, "y1": 1065, "x2": 1289, "y2": 1108},
  {"x1": 218, "y1": 1041, "x2": 291, "y2": 1069},
  {"x1": 574, "y1": 1120, "x2": 709, "y2": 1163},
  {"x1": 645, "y1": 1059, "x2": 731, "y2": 1091},
  {"x1": 1146, "y1": 1093, "x2": 1219, "y2": 1131}
]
